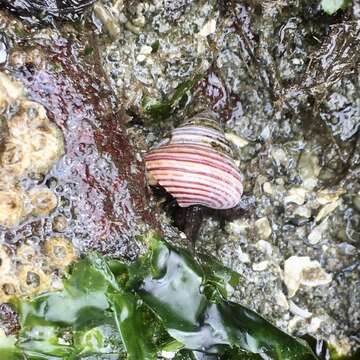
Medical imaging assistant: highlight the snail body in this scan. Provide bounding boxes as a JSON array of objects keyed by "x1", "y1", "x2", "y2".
[{"x1": 145, "y1": 112, "x2": 243, "y2": 210}]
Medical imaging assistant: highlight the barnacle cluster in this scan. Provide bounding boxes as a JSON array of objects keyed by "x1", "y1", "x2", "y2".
[
  {"x1": 0, "y1": 237, "x2": 76, "y2": 303},
  {"x1": 0, "y1": 72, "x2": 64, "y2": 229},
  {"x1": 0, "y1": 72, "x2": 75, "y2": 303}
]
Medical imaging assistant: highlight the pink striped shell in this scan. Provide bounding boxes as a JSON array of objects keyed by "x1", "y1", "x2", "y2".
[{"x1": 145, "y1": 112, "x2": 243, "y2": 209}]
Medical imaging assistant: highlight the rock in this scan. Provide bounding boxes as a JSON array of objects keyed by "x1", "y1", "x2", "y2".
[
  {"x1": 93, "y1": 2, "x2": 121, "y2": 39},
  {"x1": 337, "y1": 242, "x2": 357, "y2": 256},
  {"x1": 2, "y1": 18, "x2": 159, "y2": 258},
  {"x1": 298, "y1": 150, "x2": 320, "y2": 190},
  {"x1": 255, "y1": 217, "x2": 272, "y2": 239},
  {"x1": 164, "y1": 0, "x2": 191, "y2": 21},
  {"x1": 287, "y1": 315, "x2": 303, "y2": 333},
  {"x1": 139, "y1": 45, "x2": 153, "y2": 55},
  {"x1": 284, "y1": 256, "x2": 332, "y2": 297},
  {"x1": 353, "y1": 193, "x2": 360, "y2": 212},
  {"x1": 271, "y1": 147, "x2": 287, "y2": 167},
  {"x1": 2, "y1": 0, "x2": 95, "y2": 19},
  {"x1": 0, "y1": 40, "x2": 7, "y2": 65},
  {"x1": 136, "y1": 54, "x2": 146, "y2": 62}
]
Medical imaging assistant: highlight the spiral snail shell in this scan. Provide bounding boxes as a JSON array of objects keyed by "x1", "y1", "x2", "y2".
[{"x1": 145, "y1": 112, "x2": 243, "y2": 210}]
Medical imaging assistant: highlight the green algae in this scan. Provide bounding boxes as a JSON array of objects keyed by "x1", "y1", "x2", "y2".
[{"x1": 0, "y1": 234, "x2": 320, "y2": 360}]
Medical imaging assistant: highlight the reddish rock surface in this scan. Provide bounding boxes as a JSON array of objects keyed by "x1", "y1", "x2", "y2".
[{"x1": 2, "y1": 23, "x2": 158, "y2": 259}]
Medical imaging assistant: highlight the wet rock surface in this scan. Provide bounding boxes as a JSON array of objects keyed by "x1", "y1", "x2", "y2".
[
  {"x1": 0, "y1": 11, "x2": 158, "y2": 263},
  {"x1": 1, "y1": 0, "x2": 96, "y2": 20},
  {"x1": 0, "y1": 0, "x2": 359, "y2": 357},
  {"x1": 91, "y1": 0, "x2": 360, "y2": 355}
]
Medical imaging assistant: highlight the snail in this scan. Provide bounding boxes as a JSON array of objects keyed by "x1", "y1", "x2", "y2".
[{"x1": 145, "y1": 111, "x2": 243, "y2": 210}]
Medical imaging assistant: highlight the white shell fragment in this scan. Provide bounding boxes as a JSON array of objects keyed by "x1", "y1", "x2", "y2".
[
  {"x1": 308, "y1": 220, "x2": 328, "y2": 245},
  {"x1": 284, "y1": 187, "x2": 307, "y2": 205},
  {"x1": 199, "y1": 19, "x2": 217, "y2": 37},
  {"x1": 316, "y1": 188, "x2": 345, "y2": 205},
  {"x1": 145, "y1": 112, "x2": 243, "y2": 209},
  {"x1": 315, "y1": 200, "x2": 341, "y2": 223},
  {"x1": 252, "y1": 260, "x2": 269, "y2": 272},
  {"x1": 225, "y1": 132, "x2": 249, "y2": 148},
  {"x1": 289, "y1": 300, "x2": 312, "y2": 318},
  {"x1": 255, "y1": 217, "x2": 272, "y2": 239},
  {"x1": 284, "y1": 256, "x2": 332, "y2": 298}
]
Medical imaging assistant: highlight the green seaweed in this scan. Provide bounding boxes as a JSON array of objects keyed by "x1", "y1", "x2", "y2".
[
  {"x1": 142, "y1": 74, "x2": 203, "y2": 121},
  {"x1": 0, "y1": 233, "x2": 347, "y2": 359}
]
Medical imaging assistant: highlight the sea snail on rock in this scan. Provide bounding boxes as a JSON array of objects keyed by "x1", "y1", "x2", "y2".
[{"x1": 145, "y1": 112, "x2": 243, "y2": 210}]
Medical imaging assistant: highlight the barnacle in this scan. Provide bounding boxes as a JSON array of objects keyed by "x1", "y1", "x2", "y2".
[
  {"x1": 0, "y1": 189, "x2": 26, "y2": 228},
  {"x1": 29, "y1": 186, "x2": 58, "y2": 217},
  {"x1": 0, "y1": 99, "x2": 64, "y2": 229},
  {"x1": 7, "y1": 100, "x2": 64, "y2": 176},
  {"x1": 17, "y1": 265, "x2": 49, "y2": 296},
  {"x1": 7, "y1": 101, "x2": 48, "y2": 140},
  {"x1": 43, "y1": 237, "x2": 76, "y2": 269},
  {"x1": 0, "y1": 72, "x2": 23, "y2": 110},
  {"x1": 52, "y1": 215, "x2": 68, "y2": 232},
  {"x1": 29, "y1": 122, "x2": 64, "y2": 174},
  {"x1": 0, "y1": 246, "x2": 12, "y2": 274},
  {"x1": 0, "y1": 137, "x2": 31, "y2": 178},
  {"x1": 0, "y1": 117, "x2": 7, "y2": 150},
  {"x1": 0, "y1": 275, "x2": 20, "y2": 303},
  {"x1": 16, "y1": 244, "x2": 40, "y2": 265}
]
